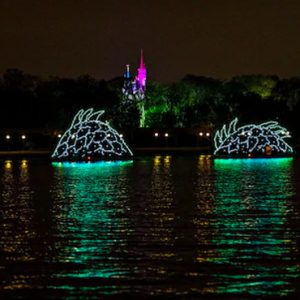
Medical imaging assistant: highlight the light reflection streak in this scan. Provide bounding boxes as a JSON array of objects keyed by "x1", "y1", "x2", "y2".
[
  {"x1": 0, "y1": 160, "x2": 37, "y2": 291},
  {"x1": 149, "y1": 155, "x2": 175, "y2": 241},
  {"x1": 193, "y1": 155, "x2": 216, "y2": 294},
  {"x1": 130, "y1": 155, "x2": 176, "y2": 284}
]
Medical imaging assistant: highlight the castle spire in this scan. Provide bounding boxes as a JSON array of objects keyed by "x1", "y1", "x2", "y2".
[
  {"x1": 140, "y1": 48, "x2": 145, "y2": 68},
  {"x1": 137, "y1": 49, "x2": 146, "y2": 91}
]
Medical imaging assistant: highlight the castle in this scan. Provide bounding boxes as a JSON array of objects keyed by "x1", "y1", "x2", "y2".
[{"x1": 122, "y1": 49, "x2": 147, "y2": 101}]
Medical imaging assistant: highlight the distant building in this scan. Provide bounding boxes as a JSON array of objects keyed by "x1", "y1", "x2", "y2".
[{"x1": 122, "y1": 49, "x2": 147, "y2": 101}]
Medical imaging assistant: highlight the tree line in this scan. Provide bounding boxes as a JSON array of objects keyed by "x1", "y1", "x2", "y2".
[{"x1": 0, "y1": 69, "x2": 299, "y2": 139}]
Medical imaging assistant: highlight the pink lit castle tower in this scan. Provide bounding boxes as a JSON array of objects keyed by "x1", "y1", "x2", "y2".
[
  {"x1": 136, "y1": 49, "x2": 147, "y2": 94},
  {"x1": 122, "y1": 49, "x2": 147, "y2": 101}
]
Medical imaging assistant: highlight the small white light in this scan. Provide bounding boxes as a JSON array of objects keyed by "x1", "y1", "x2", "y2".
[
  {"x1": 120, "y1": 134, "x2": 123, "y2": 138},
  {"x1": 164, "y1": 133, "x2": 169, "y2": 137},
  {"x1": 6, "y1": 135, "x2": 10, "y2": 140},
  {"x1": 206, "y1": 132, "x2": 210, "y2": 137},
  {"x1": 154, "y1": 132, "x2": 159, "y2": 137},
  {"x1": 199, "y1": 132, "x2": 203, "y2": 136},
  {"x1": 107, "y1": 134, "x2": 111, "y2": 137},
  {"x1": 58, "y1": 134, "x2": 62, "y2": 138},
  {"x1": 21, "y1": 135, "x2": 26, "y2": 140},
  {"x1": 71, "y1": 135, "x2": 75, "y2": 139}
]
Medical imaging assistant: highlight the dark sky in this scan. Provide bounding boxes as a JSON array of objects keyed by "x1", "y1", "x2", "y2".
[{"x1": 0, "y1": 0, "x2": 300, "y2": 82}]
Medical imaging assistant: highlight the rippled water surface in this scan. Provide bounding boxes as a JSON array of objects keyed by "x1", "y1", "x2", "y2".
[{"x1": 1, "y1": 156, "x2": 300, "y2": 299}]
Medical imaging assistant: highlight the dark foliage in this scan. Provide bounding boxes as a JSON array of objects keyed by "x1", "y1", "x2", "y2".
[{"x1": 0, "y1": 69, "x2": 299, "y2": 139}]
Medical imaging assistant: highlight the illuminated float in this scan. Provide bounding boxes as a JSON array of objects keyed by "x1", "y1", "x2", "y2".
[
  {"x1": 52, "y1": 108, "x2": 133, "y2": 161},
  {"x1": 214, "y1": 118, "x2": 293, "y2": 157}
]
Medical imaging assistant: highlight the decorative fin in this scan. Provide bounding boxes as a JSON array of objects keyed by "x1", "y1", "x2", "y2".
[
  {"x1": 80, "y1": 108, "x2": 94, "y2": 122},
  {"x1": 214, "y1": 130, "x2": 221, "y2": 148},
  {"x1": 228, "y1": 118, "x2": 238, "y2": 136},
  {"x1": 90, "y1": 110, "x2": 105, "y2": 120},
  {"x1": 260, "y1": 121, "x2": 278, "y2": 128},
  {"x1": 220, "y1": 124, "x2": 227, "y2": 141},
  {"x1": 260, "y1": 121, "x2": 290, "y2": 138},
  {"x1": 71, "y1": 109, "x2": 84, "y2": 127}
]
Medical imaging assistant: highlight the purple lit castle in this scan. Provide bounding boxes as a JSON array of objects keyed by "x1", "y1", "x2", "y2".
[{"x1": 122, "y1": 49, "x2": 147, "y2": 101}]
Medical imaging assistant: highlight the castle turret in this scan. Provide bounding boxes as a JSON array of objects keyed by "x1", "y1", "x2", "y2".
[{"x1": 124, "y1": 64, "x2": 131, "y2": 79}]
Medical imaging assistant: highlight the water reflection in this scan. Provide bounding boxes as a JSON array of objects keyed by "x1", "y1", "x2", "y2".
[
  {"x1": 49, "y1": 161, "x2": 133, "y2": 294},
  {"x1": 50, "y1": 157, "x2": 179, "y2": 296},
  {"x1": 193, "y1": 155, "x2": 215, "y2": 260},
  {"x1": 0, "y1": 160, "x2": 38, "y2": 291},
  {"x1": 47, "y1": 157, "x2": 300, "y2": 297},
  {"x1": 0, "y1": 157, "x2": 299, "y2": 298},
  {"x1": 211, "y1": 158, "x2": 299, "y2": 297},
  {"x1": 146, "y1": 155, "x2": 176, "y2": 282}
]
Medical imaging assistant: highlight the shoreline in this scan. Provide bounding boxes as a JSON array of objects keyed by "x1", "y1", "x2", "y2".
[
  {"x1": 0, "y1": 145, "x2": 298, "y2": 159},
  {"x1": 0, "y1": 147, "x2": 211, "y2": 159}
]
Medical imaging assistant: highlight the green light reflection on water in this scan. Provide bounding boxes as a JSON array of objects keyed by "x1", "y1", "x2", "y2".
[
  {"x1": 52, "y1": 160, "x2": 133, "y2": 168},
  {"x1": 211, "y1": 157, "x2": 298, "y2": 296},
  {"x1": 214, "y1": 157, "x2": 293, "y2": 166},
  {"x1": 50, "y1": 159, "x2": 133, "y2": 293}
]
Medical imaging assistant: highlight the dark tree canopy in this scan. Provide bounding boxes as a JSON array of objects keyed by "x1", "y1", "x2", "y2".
[{"x1": 0, "y1": 69, "x2": 299, "y2": 140}]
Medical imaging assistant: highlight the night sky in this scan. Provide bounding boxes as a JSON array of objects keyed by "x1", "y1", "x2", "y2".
[{"x1": 0, "y1": 0, "x2": 300, "y2": 82}]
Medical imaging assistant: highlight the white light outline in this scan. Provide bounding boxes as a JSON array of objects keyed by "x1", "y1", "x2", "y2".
[
  {"x1": 214, "y1": 118, "x2": 293, "y2": 155},
  {"x1": 52, "y1": 108, "x2": 133, "y2": 160}
]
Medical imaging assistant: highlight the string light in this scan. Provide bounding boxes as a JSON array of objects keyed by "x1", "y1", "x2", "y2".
[
  {"x1": 214, "y1": 118, "x2": 293, "y2": 156},
  {"x1": 52, "y1": 108, "x2": 133, "y2": 161}
]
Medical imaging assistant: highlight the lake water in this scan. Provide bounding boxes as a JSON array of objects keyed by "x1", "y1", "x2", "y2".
[{"x1": 1, "y1": 155, "x2": 300, "y2": 299}]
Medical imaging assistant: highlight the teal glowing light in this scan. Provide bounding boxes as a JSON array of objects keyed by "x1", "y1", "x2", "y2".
[
  {"x1": 214, "y1": 157, "x2": 293, "y2": 166},
  {"x1": 52, "y1": 160, "x2": 133, "y2": 168},
  {"x1": 49, "y1": 159, "x2": 134, "y2": 293},
  {"x1": 211, "y1": 157, "x2": 298, "y2": 297}
]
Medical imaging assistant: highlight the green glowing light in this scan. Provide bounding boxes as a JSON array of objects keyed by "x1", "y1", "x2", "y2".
[
  {"x1": 211, "y1": 156, "x2": 297, "y2": 296},
  {"x1": 214, "y1": 157, "x2": 293, "y2": 165}
]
